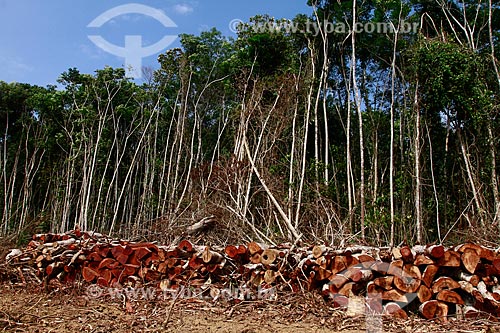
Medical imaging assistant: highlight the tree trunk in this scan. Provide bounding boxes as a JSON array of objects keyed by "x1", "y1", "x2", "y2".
[
  {"x1": 414, "y1": 80, "x2": 423, "y2": 243},
  {"x1": 351, "y1": 4, "x2": 365, "y2": 239}
]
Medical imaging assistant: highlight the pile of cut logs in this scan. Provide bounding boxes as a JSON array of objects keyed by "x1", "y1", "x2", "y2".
[{"x1": 3, "y1": 230, "x2": 500, "y2": 321}]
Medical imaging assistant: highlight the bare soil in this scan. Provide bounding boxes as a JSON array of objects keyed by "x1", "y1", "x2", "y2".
[{"x1": 0, "y1": 283, "x2": 499, "y2": 333}]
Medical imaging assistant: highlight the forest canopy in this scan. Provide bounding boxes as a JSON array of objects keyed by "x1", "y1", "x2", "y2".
[{"x1": 1, "y1": 0, "x2": 499, "y2": 246}]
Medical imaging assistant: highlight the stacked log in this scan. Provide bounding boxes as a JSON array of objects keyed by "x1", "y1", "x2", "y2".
[{"x1": 3, "y1": 231, "x2": 500, "y2": 321}]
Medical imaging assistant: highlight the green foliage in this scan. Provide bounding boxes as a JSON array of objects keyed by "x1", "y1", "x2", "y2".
[
  {"x1": 411, "y1": 40, "x2": 492, "y2": 122},
  {"x1": 234, "y1": 15, "x2": 303, "y2": 76}
]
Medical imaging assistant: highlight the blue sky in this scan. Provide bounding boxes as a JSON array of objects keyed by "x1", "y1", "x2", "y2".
[{"x1": 0, "y1": 1, "x2": 312, "y2": 86}]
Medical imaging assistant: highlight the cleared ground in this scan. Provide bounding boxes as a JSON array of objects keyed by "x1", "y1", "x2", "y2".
[{"x1": 0, "y1": 283, "x2": 499, "y2": 333}]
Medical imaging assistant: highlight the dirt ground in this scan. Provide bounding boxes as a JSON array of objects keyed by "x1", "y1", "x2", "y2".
[{"x1": 0, "y1": 283, "x2": 499, "y2": 333}]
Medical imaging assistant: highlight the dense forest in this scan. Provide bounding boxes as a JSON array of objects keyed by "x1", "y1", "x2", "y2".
[{"x1": 1, "y1": 0, "x2": 499, "y2": 246}]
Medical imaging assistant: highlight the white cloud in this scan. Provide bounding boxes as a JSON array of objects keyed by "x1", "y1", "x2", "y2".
[
  {"x1": 79, "y1": 43, "x2": 107, "y2": 60},
  {"x1": 117, "y1": 14, "x2": 143, "y2": 23},
  {"x1": 0, "y1": 56, "x2": 33, "y2": 76},
  {"x1": 173, "y1": 3, "x2": 194, "y2": 15}
]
